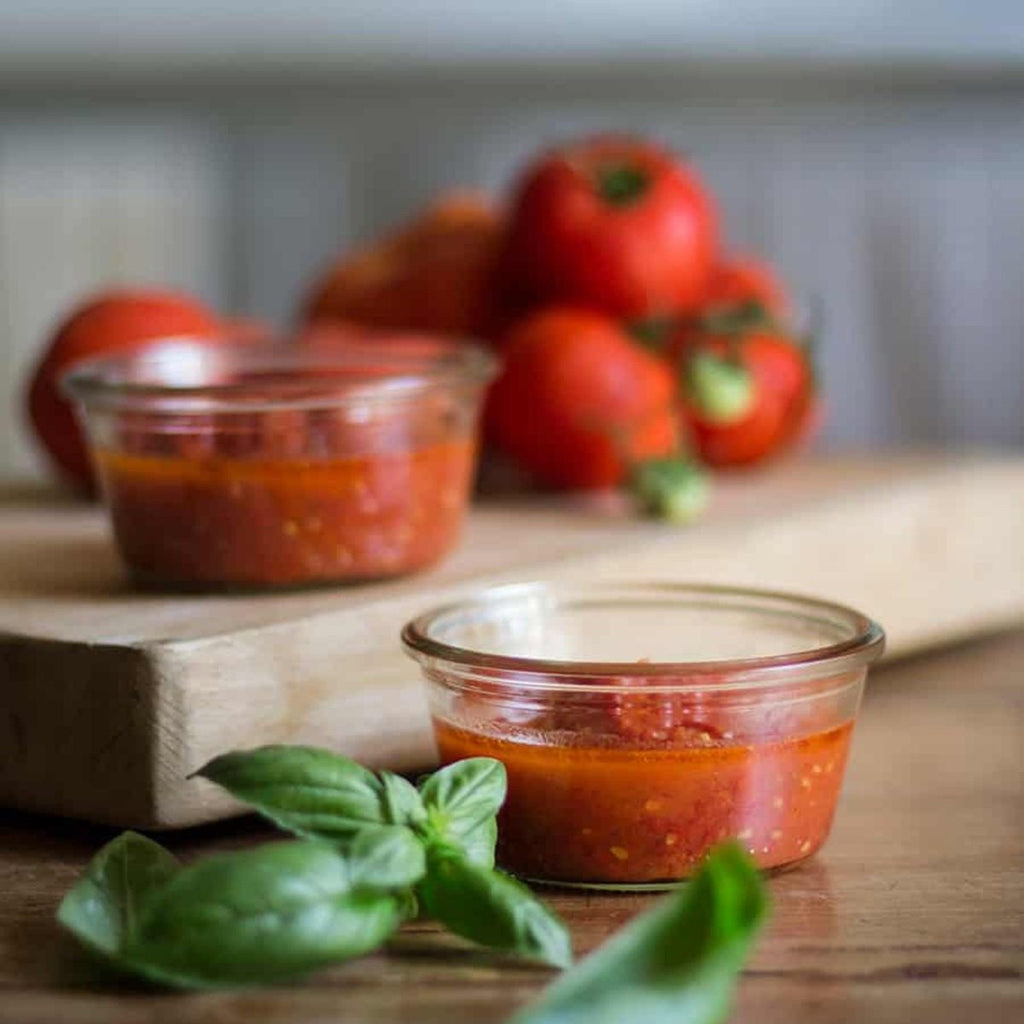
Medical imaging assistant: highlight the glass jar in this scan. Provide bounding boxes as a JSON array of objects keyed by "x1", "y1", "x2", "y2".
[
  {"x1": 404, "y1": 582, "x2": 884, "y2": 889},
  {"x1": 63, "y1": 336, "x2": 496, "y2": 589}
]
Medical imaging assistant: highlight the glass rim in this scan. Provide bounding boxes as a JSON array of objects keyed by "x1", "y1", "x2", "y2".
[
  {"x1": 402, "y1": 581, "x2": 886, "y2": 692},
  {"x1": 60, "y1": 335, "x2": 498, "y2": 413}
]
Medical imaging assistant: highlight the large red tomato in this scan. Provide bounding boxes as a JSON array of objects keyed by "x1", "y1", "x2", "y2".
[
  {"x1": 485, "y1": 307, "x2": 679, "y2": 489},
  {"x1": 502, "y1": 136, "x2": 717, "y2": 319},
  {"x1": 302, "y1": 193, "x2": 507, "y2": 341},
  {"x1": 26, "y1": 289, "x2": 225, "y2": 492}
]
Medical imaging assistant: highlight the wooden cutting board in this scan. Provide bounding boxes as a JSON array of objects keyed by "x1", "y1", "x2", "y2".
[{"x1": 2, "y1": 453, "x2": 1023, "y2": 829}]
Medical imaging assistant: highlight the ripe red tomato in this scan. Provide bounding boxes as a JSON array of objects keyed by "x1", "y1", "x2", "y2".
[
  {"x1": 502, "y1": 136, "x2": 718, "y2": 319},
  {"x1": 26, "y1": 289, "x2": 225, "y2": 492},
  {"x1": 485, "y1": 307, "x2": 679, "y2": 489},
  {"x1": 683, "y1": 330, "x2": 815, "y2": 468},
  {"x1": 303, "y1": 193, "x2": 506, "y2": 341},
  {"x1": 702, "y1": 256, "x2": 789, "y2": 318}
]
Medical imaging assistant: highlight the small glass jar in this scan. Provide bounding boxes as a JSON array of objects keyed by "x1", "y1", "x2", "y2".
[
  {"x1": 404, "y1": 582, "x2": 884, "y2": 890},
  {"x1": 63, "y1": 336, "x2": 496, "y2": 590}
]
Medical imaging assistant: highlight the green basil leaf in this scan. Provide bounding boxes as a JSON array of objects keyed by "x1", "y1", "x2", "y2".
[
  {"x1": 510, "y1": 842, "x2": 767, "y2": 1024},
  {"x1": 196, "y1": 745, "x2": 390, "y2": 839},
  {"x1": 419, "y1": 758, "x2": 507, "y2": 827},
  {"x1": 124, "y1": 840, "x2": 402, "y2": 989},
  {"x1": 379, "y1": 770, "x2": 427, "y2": 829},
  {"x1": 419, "y1": 758, "x2": 506, "y2": 852},
  {"x1": 57, "y1": 831, "x2": 179, "y2": 958},
  {"x1": 418, "y1": 846, "x2": 571, "y2": 969},
  {"x1": 457, "y1": 816, "x2": 498, "y2": 870},
  {"x1": 346, "y1": 825, "x2": 426, "y2": 891}
]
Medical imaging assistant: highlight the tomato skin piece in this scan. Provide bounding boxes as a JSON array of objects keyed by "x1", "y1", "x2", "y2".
[
  {"x1": 605, "y1": 689, "x2": 726, "y2": 745},
  {"x1": 502, "y1": 136, "x2": 718, "y2": 319},
  {"x1": 26, "y1": 290, "x2": 225, "y2": 493},
  {"x1": 485, "y1": 306, "x2": 679, "y2": 490}
]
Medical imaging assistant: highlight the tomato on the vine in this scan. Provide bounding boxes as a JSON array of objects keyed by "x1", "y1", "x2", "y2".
[
  {"x1": 680, "y1": 322, "x2": 816, "y2": 468},
  {"x1": 485, "y1": 306, "x2": 680, "y2": 489},
  {"x1": 502, "y1": 136, "x2": 717, "y2": 319}
]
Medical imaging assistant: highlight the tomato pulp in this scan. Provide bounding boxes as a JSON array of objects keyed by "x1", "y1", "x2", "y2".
[
  {"x1": 435, "y1": 717, "x2": 852, "y2": 885},
  {"x1": 97, "y1": 437, "x2": 475, "y2": 587}
]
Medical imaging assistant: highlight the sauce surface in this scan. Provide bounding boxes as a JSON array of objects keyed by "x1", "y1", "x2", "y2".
[
  {"x1": 435, "y1": 717, "x2": 852, "y2": 884},
  {"x1": 97, "y1": 437, "x2": 475, "y2": 586}
]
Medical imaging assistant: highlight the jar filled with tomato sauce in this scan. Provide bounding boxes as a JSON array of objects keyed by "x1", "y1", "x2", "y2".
[
  {"x1": 63, "y1": 336, "x2": 496, "y2": 589},
  {"x1": 404, "y1": 583, "x2": 884, "y2": 889}
]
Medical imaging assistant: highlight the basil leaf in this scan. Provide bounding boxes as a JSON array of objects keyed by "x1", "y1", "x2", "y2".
[
  {"x1": 419, "y1": 758, "x2": 506, "y2": 856},
  {"x1": 419, "y1": 758, "x2": 507, "y2": 827},
  {"x1": 57, "y1": 831, "x2": 179, "y2": 958},
  {"x1": 346, "y1": 825, "x2": 426, "y2": 891},
  {"x1": 511, "y1": 843, "x2": 767, "y2": 1024},
  {"x1": 380, "y1": 770, "x2": 427, "y2": 829},
  {"x1": 418, "y1": 846, "x2": 571, "y2": 969},
  {"x1": 457, "y1": 816, "x2": 498, "y2": 870},
  {"x1": 196, "y1": 745, "x2": 390, "y2": 839},
  {"x1": 124, "y1": 840, "x2": 402, "y2": 989}
]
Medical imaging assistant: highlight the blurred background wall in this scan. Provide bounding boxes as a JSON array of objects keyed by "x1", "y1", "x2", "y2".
[{"x1": 1, "y1": 0, "x2": 1022, "y2": 478}]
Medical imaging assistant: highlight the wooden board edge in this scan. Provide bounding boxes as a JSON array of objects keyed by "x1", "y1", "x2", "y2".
[{"x1": 0, "y1": 636, "x2": 166, "y2": 826}]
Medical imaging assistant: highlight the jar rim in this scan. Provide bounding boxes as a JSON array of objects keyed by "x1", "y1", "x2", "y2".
[
  {"x1": 402, "y1": 581, "x2": 885, "y2": 692},
  {"x1": 61, "y1": 335, "x2": 498, "y2": 413}
]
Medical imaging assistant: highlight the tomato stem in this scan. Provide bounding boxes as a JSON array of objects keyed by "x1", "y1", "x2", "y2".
[
  {"x1": 686, "y1": 352, "x2": 756, "y2": 424},
  {"x1": 629, "y1": 457, "x2": 710, "y2": 524},
  {"x1": 697, "y1": 300, "x2": 777, "y2": 337},
  {"x1": 628, "y1": 315, "x2": 679, "y2": 352},
  {"x1": 596, "y1": 164, "x2": 650, "y2": 206}
]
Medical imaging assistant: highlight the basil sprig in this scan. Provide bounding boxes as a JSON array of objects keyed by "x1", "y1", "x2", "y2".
[
  {"x1": 512, "y1": 842, "x2": 767, "y2": 1024},
  {"x1": 198, "y1": 745, "x2": 565, "y2": 965},
  {"x1": 59, "y1": 746, "x2": 769, "y2": 1002},
  {"x1": 59, "y1": 748, "x2": 572, "y2": 988},
  {"x1": 58, "y1": 833, "x2": 411, "y2": 989}
]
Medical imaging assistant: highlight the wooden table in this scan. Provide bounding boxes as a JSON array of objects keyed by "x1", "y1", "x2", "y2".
[{"x1": 2, "y1": 630, "x2": 1022, "y2": 1023}]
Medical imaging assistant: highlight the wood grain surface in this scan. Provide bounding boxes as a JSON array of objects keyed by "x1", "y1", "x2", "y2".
[
  {"x1": 1, "y1": 629, "x2": 1021, "y2": 1024},
  {"x1": 3, "y1": 453, "x2": 1024, "y2": 829}
]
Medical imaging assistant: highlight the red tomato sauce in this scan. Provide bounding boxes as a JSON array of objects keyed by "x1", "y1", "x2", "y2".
[
  {"x1": 435, "y1": 717, "x2": 852, "y2": 884},
  {"x1": 96, "y1": 437, "x2": 475, "y2": 587}
]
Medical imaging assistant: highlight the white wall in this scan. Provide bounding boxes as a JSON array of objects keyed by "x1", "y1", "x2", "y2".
[
  {"x1": 4, "y1": 1, "x2": 1023, "y2": 71},
  {"x1": 1, "y1": 75, "x2": 1022, "y2": 478}
]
